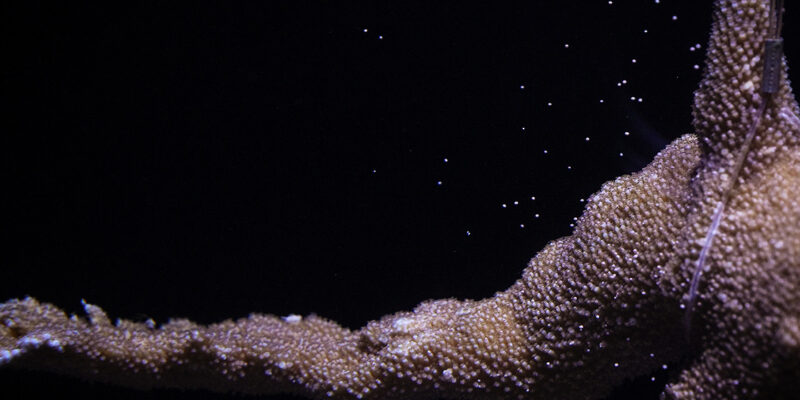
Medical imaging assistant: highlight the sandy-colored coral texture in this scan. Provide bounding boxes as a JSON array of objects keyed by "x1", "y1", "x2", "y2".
[{"x1": 2, "y1": 0, "x2": 799, "y2": 399}]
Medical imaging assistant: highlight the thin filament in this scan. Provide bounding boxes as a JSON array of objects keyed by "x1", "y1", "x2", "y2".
[
  {"x1": 684, "y1": 0, "x2": 784, "y2": 341},
  {"x1": 684, "y1": 97, "x2": 768, "y2": 339}
]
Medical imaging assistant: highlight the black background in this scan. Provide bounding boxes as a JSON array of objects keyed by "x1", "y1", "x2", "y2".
[{"x1": 4, "y1": 1, "x2": 799, "y2": 399}]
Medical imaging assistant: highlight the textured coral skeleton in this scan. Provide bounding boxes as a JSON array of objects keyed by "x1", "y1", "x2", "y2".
[{"x1": 2, "y1": 0, "x2": 800, "y2": 398}]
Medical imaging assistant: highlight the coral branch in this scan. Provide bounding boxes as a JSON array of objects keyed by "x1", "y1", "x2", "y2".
[
  {"x1": 2, "y1": 135, "x2": 701, "y2": 399},
  {"x1": 3, "y1": 0, "x2": 800, "y2": 399}
]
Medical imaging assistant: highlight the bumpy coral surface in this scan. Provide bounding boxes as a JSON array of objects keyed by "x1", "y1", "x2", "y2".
[{"x1": 2, "y1": 1, "x2": 799, "y2": 399}]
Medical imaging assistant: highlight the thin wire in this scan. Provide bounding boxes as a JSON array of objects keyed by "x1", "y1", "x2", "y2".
[{"x1": 684, "y1": 0, "x2": 785, "y2": 342}]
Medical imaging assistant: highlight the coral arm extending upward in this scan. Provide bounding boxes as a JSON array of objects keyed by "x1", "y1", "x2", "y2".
[
  {"x1": 660, "y1": 0, "x2": 800, "y2": 398},
  {"x1": 1, "y1": 135, "x2": 701, "y2": 399},
  {"x1": 691, "y1": 0, "x2": 799, "y2": 162},
  {"x1": 683, "y1": 0, "x2": 800, "y2": 324}
]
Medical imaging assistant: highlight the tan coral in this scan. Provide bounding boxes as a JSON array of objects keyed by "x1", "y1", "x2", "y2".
[
  {"x1": 2, "y1": 0, "x2": 800, "y2": 399},
  {"x1": 0, "y1": 135, "x2": 703, "y2": 400},
  {"x1": 660, "y1": 0, "x2": 800, "y2": 398}
]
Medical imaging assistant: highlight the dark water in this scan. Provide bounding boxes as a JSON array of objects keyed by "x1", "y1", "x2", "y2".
[{"x1": 4, "y1": 2, "x2": 798, "y2": 399}]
